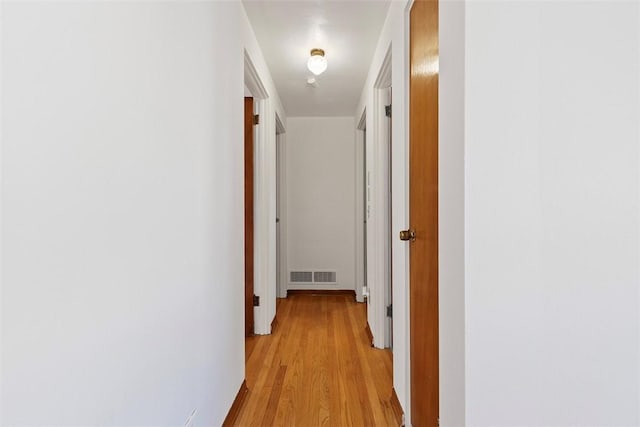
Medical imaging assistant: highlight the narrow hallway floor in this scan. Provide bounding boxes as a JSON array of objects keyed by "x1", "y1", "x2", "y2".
[{"x1": 232, "y1": 292, "x2": 402, "y2": 426}]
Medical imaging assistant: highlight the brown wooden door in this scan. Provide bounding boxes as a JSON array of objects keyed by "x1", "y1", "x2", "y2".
[
  {"x1": 409, "y1": 0, "x2": 439, "y2": 425},
  {"x1": 244, "y1": 97, "x2": 255, "y2": 337}
]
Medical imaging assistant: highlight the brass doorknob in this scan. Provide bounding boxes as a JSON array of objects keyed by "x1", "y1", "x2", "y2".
[{"x1": 399, "y1": 229, "x2": 416, "y2": 242}]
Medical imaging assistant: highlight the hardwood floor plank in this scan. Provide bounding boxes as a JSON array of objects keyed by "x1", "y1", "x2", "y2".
[
  {"x1": 352, "y1": 302, "x2": 398, "y2": 426},
  {"x1": 261, "y1": 365, "x2": 288, "y2": 426},
  {"x1": 326, "y1": 298, "x2": 347, "y2": 426},
  {"x1": 233, "y1": 293, "x2": 402, "y2": 427}
]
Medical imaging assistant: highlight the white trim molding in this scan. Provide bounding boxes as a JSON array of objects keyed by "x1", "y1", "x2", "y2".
[
  {"x1": 244, "y1": 51, "x2": 278, "y2": 335},
  {"x1": 371, "y1": 83, "x2": 392, "y2": 350},
  {"x1": 355, "y1": 108, "x2": 367, "y2": 303}
]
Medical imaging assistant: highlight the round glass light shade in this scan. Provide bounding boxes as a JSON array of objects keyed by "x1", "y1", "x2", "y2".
[{"x1": 307, "y1": 49, "x2": 327, "y2": 75}]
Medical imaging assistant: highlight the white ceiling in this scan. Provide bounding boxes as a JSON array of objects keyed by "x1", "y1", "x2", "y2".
[{"x1": 243, "y1": 0, "x2": 391, "y2": 117}]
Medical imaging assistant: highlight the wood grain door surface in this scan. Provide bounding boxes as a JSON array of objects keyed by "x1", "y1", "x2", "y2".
[
  {"x1": 244, "y1": 97, "x2": 254, "y2": 337},
  {"x1": 409, "y1": 0, "x2": 439, "y2": 425}
]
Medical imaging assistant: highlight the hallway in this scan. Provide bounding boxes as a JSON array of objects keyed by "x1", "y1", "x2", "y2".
[{"x1": 232, "y1": 293, "x2": 402, "y2": 426}]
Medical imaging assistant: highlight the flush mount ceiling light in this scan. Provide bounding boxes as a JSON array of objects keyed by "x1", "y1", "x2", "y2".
[{"x1": 307, "y1": 48, "x2": 327, "y2": 75}]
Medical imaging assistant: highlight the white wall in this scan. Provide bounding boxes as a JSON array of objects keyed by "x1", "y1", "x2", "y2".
[
  {"x1": 465, "y1": 1, "x2": 639, "y2": 425},
  {"x1": 1, "y1": 2, "x2": 246, "y2": 425},
  {"x1": 286, "y1": 117, "x2": 356, "y2": 292}
]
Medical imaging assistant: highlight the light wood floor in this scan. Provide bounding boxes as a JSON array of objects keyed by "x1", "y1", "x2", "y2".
[{"x1": 232, "y1": 293, "x2": 402, "y2": 427}]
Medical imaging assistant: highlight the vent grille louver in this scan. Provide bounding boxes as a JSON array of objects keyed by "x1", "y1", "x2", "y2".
[
  {"x1": 290, "y1": 271, "x2": 313, "y2": 283},
  {"x1": 314, "y1": 271, "x2": 337, "y2": 283},
  {"x1": 290, "y1": 270, "x2": 337, "y2": 284}
]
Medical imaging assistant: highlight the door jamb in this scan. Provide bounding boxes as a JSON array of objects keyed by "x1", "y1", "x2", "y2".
[
  {"x1": 399, "y1": 2, "x2": 413, "y2": 421},
  {"x1": 276, "y1": 115, "x2": 287, "y2": 299},
  {"x1": 369, "y1": 45, "x2": 393, "y2": 349},
  {"x1": 244, "y1": 51, "x2": 274, "y2": 335},
  {"x1": 355, "y1": 109, "x2": 367, "y2": 304}
]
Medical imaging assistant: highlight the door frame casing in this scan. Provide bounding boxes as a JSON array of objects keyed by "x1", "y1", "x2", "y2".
[
  {"x1": 355, "y1": 109, "x2": 367, "y2": 304},
  {"x1": 372, "y1": 83, "x2": 392, "y2": 350},
  {"x1": 244, "y1": 51, "x2": 277, "y2": 335},
  {"x1": 375, "y1": 49, "x2": 393, "y2": 349},
  {"x1": 275, "y1": 117, "x2": 287, "y2": 299},
  {"x1": 361, "y1": 46, "x2": 393, "y2": 350}
]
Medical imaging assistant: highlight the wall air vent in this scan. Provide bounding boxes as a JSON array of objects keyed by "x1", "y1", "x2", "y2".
[
  {"x1": 289, "y1": 270, "x2": 338, "y2": 284},
  {"x1": 290, "y1": 271, "x2": 313, "y2": 283},
  {"x1": 314, "y1": 271, "x2": 337, "y2": 283}
]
